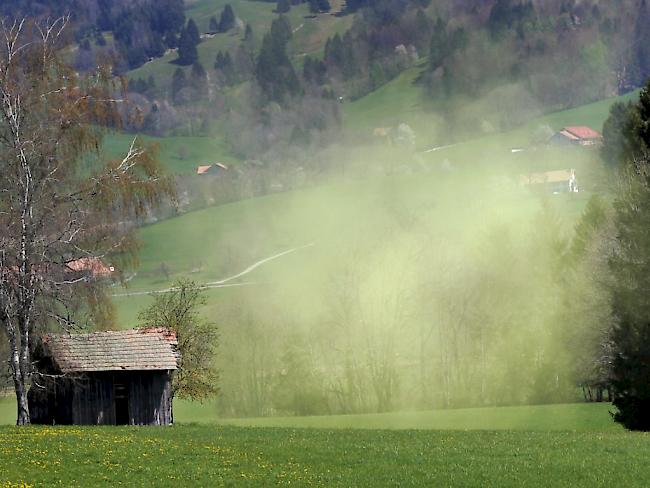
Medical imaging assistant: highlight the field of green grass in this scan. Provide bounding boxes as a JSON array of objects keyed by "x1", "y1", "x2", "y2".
[
  {"x1": 0, "y1": 396, "x2": 616, "y2": 430},
  {"x1": 1, "y1": 402, "x2": 647, "y2": 487},
  {"x1": 342, "y1": 60, "x2": 639, "y2": 151}
]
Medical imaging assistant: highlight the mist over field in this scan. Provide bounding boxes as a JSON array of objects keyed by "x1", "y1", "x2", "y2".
[
  {"x1": 9, "y1": 1, "x2": 650, "y2": 485},
  {"x1": 106, "y1": 133, "x2": 613, "y2": 418},
  {"x1": 3, "y1": 0, "x2": 650, "y2": 430}
]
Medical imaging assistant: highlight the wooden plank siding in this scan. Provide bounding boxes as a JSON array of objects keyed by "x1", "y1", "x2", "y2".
[
  {"x1": 29, "y1": 328, "x2": 178, "y2": 426},
  {"x1": 29, "y1": 371, "x2": 175, "y2": 426}
]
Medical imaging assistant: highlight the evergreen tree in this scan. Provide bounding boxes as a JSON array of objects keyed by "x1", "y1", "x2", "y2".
[
  {"x1": 148, "y1": 32, "x2": 166, "y2": 58},
  {"x1": 270, "y1": 15, "x2": 292, "y2": 45},
  {"x1": 277, "y1": 0, "x2": 291, "y2": 13},
  {"x1": 318, "y1": 0, "x2": 331, "y2": 12},
  {"x1": 177, "y1": 25, "x2": 198, "y2": 65},
  {"x1": 428, "y1": 18, "x2": 450, "y2": 71},
  {"x1": 165, "y1": 32, "x2": 179, "y2": 49},
  {"x1": 191, "y1": 61, "x2": 208, "y2": 96},
  {"x1": 187, "y1": 18, "x2": 201, "y2": 46},
  {"x1": 602, "y1": 79, "x2": 650, "y2": 167},
  {"x1": 255, "y1": 23, "x2": 301, "y2": 103},
  {"x1": 172, "y1": 67, "x2": 187, "y2": 98},
  {"x1": 304, "y1": 56, "x2": 327, "y2": 84},
  {"x1": 244, "y1": 24, "x2": 254, "y2": 44},
  {"x1": 608, "y1": 78, "x2": 650, "y2": 431},
  {"x1": 215, "y1": 51, "x2": 235, "y2": 84},
  {"x1": 609, "y1": 173, "x2": 650, "y2": 431},
  {"x1": 601, "y1": 101, "x2": 638, "y2": 166},
  {"x1": 209, "y1": 16, "x2": 219, "y2": 33},
  {"x1": 219, "y1": 4, "x2": 236, "y2": 32}
]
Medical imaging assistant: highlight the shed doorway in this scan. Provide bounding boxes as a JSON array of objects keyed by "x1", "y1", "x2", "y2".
[{"x1": 114, "y1": 380, "x2": 129, "y2": 425}]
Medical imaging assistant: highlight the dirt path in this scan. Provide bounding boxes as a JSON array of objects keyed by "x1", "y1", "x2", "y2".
[{"x1": 111, "y1": 243, "x2": 315, "y2": 298}]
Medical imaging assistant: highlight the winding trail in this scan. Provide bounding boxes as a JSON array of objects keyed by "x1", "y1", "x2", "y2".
[
  {"x1": 111, "y1": 243, "x2": 315, "y2": 298},
  {"x1": 421, "y1": 143, "x2": 460, "y2": 153}
]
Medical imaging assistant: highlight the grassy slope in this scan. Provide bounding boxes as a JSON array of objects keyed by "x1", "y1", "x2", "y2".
[
  {"x1": 1, "y1": 407, "x2": 647, "y2": 487},
  {"x1": 103, "y1": 132, "x2": 236, "y2": 175},
  {"x1": 129, "y1": 0, "x2": 352, "y2": 83},
  {"x1": 342, "y1": 61, "x2": 640, "y2": 150},
  {"x1": 217, "y1": 403, "x2": 619, "y2": 431},
  {"x1": 102, "y1": 85, "x2": 624, "y2": 326}
]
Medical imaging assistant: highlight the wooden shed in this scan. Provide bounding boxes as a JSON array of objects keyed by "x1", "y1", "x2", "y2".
[{"x1": 28, "y1": 328, "x2": 179, "y2": 426}]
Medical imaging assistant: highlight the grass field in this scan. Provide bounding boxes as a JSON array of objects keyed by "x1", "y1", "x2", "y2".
[
  {"x1": 342, "y1": 60, "x2": 639, "y2": 151},
  {"x1": 0, "y1": 403, "x2": 646, "y2": 487},
  {"x1": 0, "y1": 397, "x2": 617, "y2": 430}
]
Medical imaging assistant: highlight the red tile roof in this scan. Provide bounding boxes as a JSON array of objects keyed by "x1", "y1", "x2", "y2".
[
  {"x1": 564, "y1": 126, "x2": 602, "y2": 140},
  {"x1": 197, "y1": 163, "x2": 228, "y2": 175},
  {"x1": 65, "y1": 257, "x2": 114, "y2": 277},
  {"x1": 43, "y1": 328, "x2": 179, "y2": 373}
]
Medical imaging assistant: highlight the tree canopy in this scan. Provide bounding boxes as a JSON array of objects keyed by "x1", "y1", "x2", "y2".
[{"x1": 138, "y1": 280, "x2": 219, "y2": 401}]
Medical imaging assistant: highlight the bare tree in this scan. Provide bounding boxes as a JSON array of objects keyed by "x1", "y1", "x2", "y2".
[{"x1": 0, "y1": 17, "x2": 174, "y2": 425}]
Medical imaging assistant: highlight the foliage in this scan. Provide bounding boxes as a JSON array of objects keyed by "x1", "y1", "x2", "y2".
[
  {"x1": 255, "y1": 16, "x2": 301, "y2": 103},
  {"x1": 601, "y1": 101, "x2": 639, "y2": 166},
  {"x1": 609, "y1": 169, "x2": 650, "y2": 430},
  {"x1": 218, "y1": 4, "x2": 236, "y2": 33},
  {"x1": 271, "y1": 337, "x2": 329, "y2": 416},
  {"x1": 138, "y1": 280, "x2": 219, "y2": 401},
  {"x1": 176, "y1": 20, "x2": 199, "y2": 66},
  {"x1": 276, "y1": 0, "x2": 291, "y2": 14}
]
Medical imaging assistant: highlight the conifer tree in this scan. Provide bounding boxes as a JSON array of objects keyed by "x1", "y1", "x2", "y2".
[
  {"x1": 176, "y1": 24, "x2": 198, "y2": 65},
  {"x1": 172, "y1": 67, "x2": 187, "y2": 98},
  {"x1": 218, "y1": 4, "x2": 236, "y2": 32},
  {"x1": 209, "y1": 16, "x2": 218, "y2": 33},
  {"x1": 186, "y1": 18, "x2": 201, "y2": 46},
  {"x1": 277, "y1": 0, "x2": 291, "y2": 13}
]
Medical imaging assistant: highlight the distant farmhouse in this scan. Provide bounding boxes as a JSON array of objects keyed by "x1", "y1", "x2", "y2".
[
  {"x1": 520, "y1": 169, "x2": 578, "y2": 193},
  {"x1": 196, "y1": 163, "x2": 228, "y2": 175},
  {"x1": 373, "y1": 127, "x2": 393, "y2": 144},
  {"x1": 550, "y1": 126, "x2": 602, "y2": 146},
  {"x1": 29, "y1": 328, "x2": 179, "y2": 426},
  {"x1": 65, "y1": 257, "x2": 114, "y2": 279}
]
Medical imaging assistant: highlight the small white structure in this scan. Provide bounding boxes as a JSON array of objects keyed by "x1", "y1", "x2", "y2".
[
  {"x1": 520, "y1": 169, "x2": 579, "y2": 194},
  {"x1": 568, "y1": 169, "x2": 579, "y2": 193}
]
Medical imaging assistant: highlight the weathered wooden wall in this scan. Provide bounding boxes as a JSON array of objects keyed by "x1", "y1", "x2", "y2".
[{"x1": 29, "y1": 371, "x2": 174, "y2": 426}]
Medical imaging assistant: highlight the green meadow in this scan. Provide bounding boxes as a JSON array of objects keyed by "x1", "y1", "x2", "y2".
[{"x1": 1, "y1": 402, "x2": 648, "y2": 487}]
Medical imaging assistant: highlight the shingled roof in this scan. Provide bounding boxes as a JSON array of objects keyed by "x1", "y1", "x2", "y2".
[{"x1": 42, "y1": 328, "x2": 179, "y2": 373}]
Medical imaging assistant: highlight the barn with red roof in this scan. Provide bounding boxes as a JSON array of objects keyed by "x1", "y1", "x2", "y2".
[{"x1": 550, "y1": 126, "x2": 603, "y2": 146}]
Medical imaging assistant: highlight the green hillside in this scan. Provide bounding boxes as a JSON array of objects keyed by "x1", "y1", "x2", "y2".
[
  {"x1": 105, "y1": 89, "x2": 626, "y2": 327},
  {"x1": 343, "y1": 60, "x2": 639, "y2": 150},
  {"x1": 103, "y1": 132, "x2": 235, "y2": 175},
  {"x1": 128, "y1": 0, "x2": 353, "y2": 87}
]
